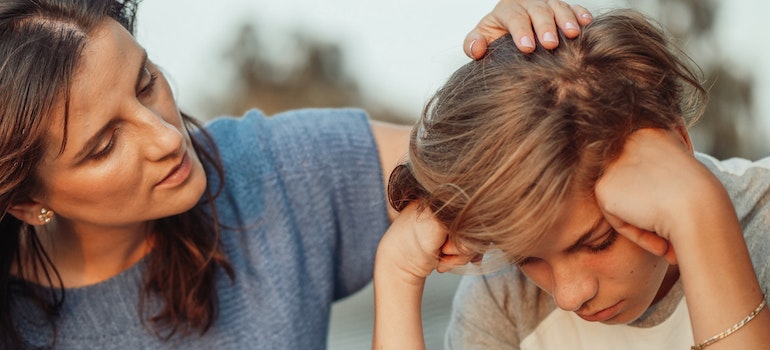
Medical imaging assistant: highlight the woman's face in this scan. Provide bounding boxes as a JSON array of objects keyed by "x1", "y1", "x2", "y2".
[
  {"x1": 33, "y1": 19, "x2": 206, "y2": 231},
  {"x1": 515, "y1": 193, "x2": 674, "y2": 324}
]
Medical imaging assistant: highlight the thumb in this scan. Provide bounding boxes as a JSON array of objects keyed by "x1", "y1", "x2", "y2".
[
  {"x1": 464, "y1": 31, "x2": 489, "y2": 60},
  {"x1": 436, "y1": 240, "x2": 484, "y2": 273}
]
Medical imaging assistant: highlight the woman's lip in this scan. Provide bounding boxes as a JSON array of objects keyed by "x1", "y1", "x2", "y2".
[
  {"x1": 577, "y1": 301, "x2": 622, "y2": 322},
  {"x1": 155, "y1": 152, "x2": 192, "y2": 188}
]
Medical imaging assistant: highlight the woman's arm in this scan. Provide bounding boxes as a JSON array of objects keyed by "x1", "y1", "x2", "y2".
[
  {"x1": 370, "y1": 121, "x2": 410, "y2": 221},
  {"x1": 596, "y1": 128, "x2": 770, "y2": 349}
]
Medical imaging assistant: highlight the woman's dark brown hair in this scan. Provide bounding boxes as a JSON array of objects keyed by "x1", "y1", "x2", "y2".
[
  {"x1": 388, "y1": 9, "x2": 708, "y2": 263},
  {"x1": 0, "y1": 0, "x2": 233, "y2": 348}
]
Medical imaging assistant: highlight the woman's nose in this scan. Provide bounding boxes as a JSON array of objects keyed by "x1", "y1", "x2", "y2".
[{"x1": 139, "y1": 109, "x2": 183, "y2": 161}]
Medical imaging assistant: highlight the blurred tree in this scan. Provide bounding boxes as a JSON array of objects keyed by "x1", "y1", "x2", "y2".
[
  {"x1": 203, "y1": 22, "x2": 410, "y2": 124},
  {"x1": 631, "y1": 0, "x2": 764, "y2": 159},
  {"x1": 208, "y1": 3, "x2": 767, "y2": 158}
]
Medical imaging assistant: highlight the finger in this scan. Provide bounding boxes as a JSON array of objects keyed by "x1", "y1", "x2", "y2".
[
  {"x1": 472, "y1": 2, "x2": 537, "y2": 55},
  {"x1": 548, "y1": 0, "x2": 580, "y2": 38},
  {"x1": 633, "y1": 230, "x2": 671, "y2": 257},
  {"x1": 620, "y1": 225, "x2": 671, "y2": 257},
  {"x1": 603, "y1": 212, "x2": 670, "y2": 257},
  {"x1": 496, "y1": 5, "x2": 538, "y2": 53},
  {"x1": 463, "y1": 32, "x2": 490, "y2": 60},
  {"x1": 526, "y1": 1, "x2": 559, "y2": 50},
  {"x1": 571, "y1": 4, "x2": 593, "y2": 26},
  {"x1": 663, "y1": 243, "x2": 678, "y2": 265},
  {"x1": 440, "y1": 240, "x2": 482, "y2": 261},
  {"x1": 463, "y1": 29, "x2": 487, "y2": 60},
  {"x1": 437, "y1": 254, "x2": 475, "y2": 273},
  {"x1": 440, "y1": 240, "x2": 461, "y2": 256}
]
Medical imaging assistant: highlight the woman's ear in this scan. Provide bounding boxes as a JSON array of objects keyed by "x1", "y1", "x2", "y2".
[{"x1": 8, "y1": 201, "x2": 53, "y2": 226}]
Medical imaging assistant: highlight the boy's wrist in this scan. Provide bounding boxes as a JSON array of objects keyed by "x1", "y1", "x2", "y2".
[{"x1": 375, "y1": 241, "x2": 433, "y2": 288}]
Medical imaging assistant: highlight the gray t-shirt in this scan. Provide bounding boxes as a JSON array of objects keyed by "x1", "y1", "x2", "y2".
[
  {"x1": 13, "y1": 108, "x2": 390, "y2": 349},
  {"x1": 446, "y1": 153, "x2": 770, "y2": 349}
]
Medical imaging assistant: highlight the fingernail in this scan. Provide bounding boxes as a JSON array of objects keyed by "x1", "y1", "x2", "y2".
[
  {"x1": 520, "y1": 36, "x2": 535, "y2": 49},
  {"x1": 565, "y1": 21, "x2": 578, "y2": 31},
  {"x1": 581, "y1": 13, "x2": 593, "y2": 21},
  {"x1": 543, "y1": 32, "x2": 557, "y2": 43},
  {"x1": 468, "y1": 39, "x2": 477, "y2": 57}
]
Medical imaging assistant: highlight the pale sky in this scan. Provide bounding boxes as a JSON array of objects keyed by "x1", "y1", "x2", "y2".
[{"x1": 136, "y1": 0, "x2": 770, "y2": 146}]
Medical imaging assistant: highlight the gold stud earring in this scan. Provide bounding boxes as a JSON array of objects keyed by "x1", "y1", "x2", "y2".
[{"x1": 37, "y1": 208, "x2": 54, "y2": 224}]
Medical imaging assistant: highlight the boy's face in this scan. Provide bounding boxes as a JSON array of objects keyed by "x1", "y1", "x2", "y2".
[{"x1": 515, "y1": 192, "x2": 677, "y2": 324}]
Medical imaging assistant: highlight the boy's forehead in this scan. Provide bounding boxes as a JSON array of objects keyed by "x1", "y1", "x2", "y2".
[{"x1": 533, "y1": 195, "x2": 605, "y2": 253}]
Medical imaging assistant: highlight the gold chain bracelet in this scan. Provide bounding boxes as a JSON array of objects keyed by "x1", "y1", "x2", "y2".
[{"x1": 691, "y1": 295, "x2": 766, "y2": 350}]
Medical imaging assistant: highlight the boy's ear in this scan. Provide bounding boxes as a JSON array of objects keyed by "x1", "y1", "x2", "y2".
[
  {"x1": 675, "y1": 124, "x2": 694, "y2": 154},
  {"x1": 8, "y1": 201, "x2": 51, "y2": 226}
]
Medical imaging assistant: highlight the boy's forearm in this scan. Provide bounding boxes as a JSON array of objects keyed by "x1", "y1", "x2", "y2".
[
  {"x1": 372, "y1": 246, "x2": 428, "y2": 350},
  {"x1": 672, "y1": 181, "x2": 769, "y2": 349}
]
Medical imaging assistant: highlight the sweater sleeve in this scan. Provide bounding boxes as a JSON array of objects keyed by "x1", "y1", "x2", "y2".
[
  {"x1": 205, "y1": 108, "x2": 390, "y2": 300},
  {"x1": 266, "y1": 108, "x2": 390, "y2": 299}
]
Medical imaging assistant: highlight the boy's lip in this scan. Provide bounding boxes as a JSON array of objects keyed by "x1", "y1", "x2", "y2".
[{"x1": 576, "y1": 301, "x2": 622, "y2": 322}]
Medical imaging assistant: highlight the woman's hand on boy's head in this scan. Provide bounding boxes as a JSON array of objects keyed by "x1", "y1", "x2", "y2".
[{"x1": 465, "y1": 0, "x2": 593, "y2": 59}]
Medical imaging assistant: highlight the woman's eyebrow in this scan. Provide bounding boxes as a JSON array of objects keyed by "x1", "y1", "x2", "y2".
[{"x1": 565, "y1": 216, "x2": 604, "y2": 253}]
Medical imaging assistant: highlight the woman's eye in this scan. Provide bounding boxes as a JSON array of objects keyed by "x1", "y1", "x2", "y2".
[
  {"x1": 91, "y1": 129, "x2": 118, "y2": 161},
  {"x1": 586, "y1": 229, "x2": 619, "y2": 253},
  {"x1": 137, "y1": 66, "x2": 158, "y2": 98}
]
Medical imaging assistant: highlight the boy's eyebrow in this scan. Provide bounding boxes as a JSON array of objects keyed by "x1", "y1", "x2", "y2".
[{"x1": 565, "y1": 216, "x2": 604, "y2": 253}]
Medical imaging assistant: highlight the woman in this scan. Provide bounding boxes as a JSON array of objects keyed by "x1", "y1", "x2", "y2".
[
  {"x1": 374, "y1": 9, "x2": 770, "y2": 350},
  {"x1": 0, "y1": 0, "x2": 592, "y2": 348}
]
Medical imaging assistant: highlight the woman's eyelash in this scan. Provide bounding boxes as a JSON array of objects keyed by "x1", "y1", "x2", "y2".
[
  {"x1": 91, "y1": 129, "x2": 118, "y2": 161},
  {"x1": 587, "y1": 229, "x2": 619, "y2": 253},
  {"x1": 138, "y1": 70, "x2": 158, "y2": 97}
]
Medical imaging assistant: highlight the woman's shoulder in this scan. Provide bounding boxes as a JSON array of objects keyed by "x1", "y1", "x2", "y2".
[
  {"x1": 202, "y1": 107, "x2": 373, "y2": 170},
  {"x1": 203, "y1": 108, "x2": 370, "y2": 136}
]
